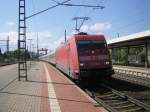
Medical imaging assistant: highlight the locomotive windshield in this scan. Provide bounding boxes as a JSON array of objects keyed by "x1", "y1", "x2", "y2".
[{"x1": 77, "y1": 40, "x2": 107, "y2": 51}]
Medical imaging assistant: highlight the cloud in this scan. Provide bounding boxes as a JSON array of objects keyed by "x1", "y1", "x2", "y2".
[
  {"x1": 45, "y1": 36, "x2": 68, "y2": 53},
  {"x1": 28, "y1": 32, "x2": 52, "y2": 39},
  {"x1": 0, "y1": 31, "x2": 70, "y2": 53},
  {"x1": 0, "y1": 31, "x2": 52, "y2": 43},
  {"x1": 80, "y1": 22, "x2": 111, "y2": 33},
  {"x1": 0, "y1": 31, "x2": 52, "y2": 51},
  {"x1": 6, "y1": 22, "x2": 16, "y2": 27},
  {"x1": 40, "y1": 34, "x2": 73, "y2": 54},
  {"x1": 80, "y1": 25, "x2": 89, "y2": 32}
]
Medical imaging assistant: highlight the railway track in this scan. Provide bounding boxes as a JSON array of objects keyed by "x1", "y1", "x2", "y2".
[{"x1": 85, "y1": 84, "x2": 150, "y2": 112}]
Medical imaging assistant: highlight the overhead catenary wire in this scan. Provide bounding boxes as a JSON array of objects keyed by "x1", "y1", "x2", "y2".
[
  {"x1": 51, "y1": 0, "x2": 104, "y2": 9},
  {"x1": 26, "y1": 0, "x2": 71, "y2": 19},
  {"x1": 26, "y1": 0, "x2": 104, "y2": 20},
  {"x1": 49, "y1": 0, "x2": 105, "y2": 39},
  {"x1": 25, "y1": 0, "x2": 106, "y2": 47},
  {"x1": 66, "y1": 0, "x2": 105, "y2": 33},
  {"x1": 24, "y1": 0, "x2": 105, "y2": 45}
]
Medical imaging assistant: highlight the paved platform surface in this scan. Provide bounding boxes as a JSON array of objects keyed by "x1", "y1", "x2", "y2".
[
  {"x1": 114, "y1": 65, "x2": 150, "y2": 72},
  {"x1": 113, "y1": 65, "x2": 150, "y2": 76},
  {"x1": 0, "y1": 62, "x2": 107, "y2": 112},
  {"x1": 112, "y1": 65, "x2": 150, "y2": 87}
]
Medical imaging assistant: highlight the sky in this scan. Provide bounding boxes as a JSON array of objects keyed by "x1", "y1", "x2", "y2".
[{"x1": 0, "y1": 0, "x2": 150, "y2": 53}]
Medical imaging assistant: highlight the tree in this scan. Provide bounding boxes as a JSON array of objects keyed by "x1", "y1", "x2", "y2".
[{"x1": 3, "y1": 49, "x2": 31, "y2": 60}]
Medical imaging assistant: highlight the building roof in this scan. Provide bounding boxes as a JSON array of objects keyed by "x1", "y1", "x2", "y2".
[{"x1": 107, "y1": 30, "x2": 150, "y2": 45}]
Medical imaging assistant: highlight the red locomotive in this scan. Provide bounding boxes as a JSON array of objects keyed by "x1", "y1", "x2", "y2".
[{"x1": 55, "y1": 33, "x2": 113, "y2": 82}]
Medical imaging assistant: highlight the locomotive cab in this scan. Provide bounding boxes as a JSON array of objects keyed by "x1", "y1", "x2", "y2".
[{"x1": 76, "y1": 34, "x2": 112, "y2": 81}]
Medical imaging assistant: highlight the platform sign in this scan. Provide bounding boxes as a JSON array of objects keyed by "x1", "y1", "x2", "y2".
[
  {"x1": 128, "y1": 55, "x2": 143, "y2": 63},
  {"x1": 128, "y1": 55, "x2": 137, "y2": 62}
]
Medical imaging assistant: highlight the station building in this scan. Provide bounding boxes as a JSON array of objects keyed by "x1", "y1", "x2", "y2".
[{"x1": 107, "y1": 30, "x2": 150, "y2": 68}]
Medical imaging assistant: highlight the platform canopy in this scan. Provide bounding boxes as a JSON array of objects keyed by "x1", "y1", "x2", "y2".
[{"x1": 107, "y1": 30, "x2": 150, "y2": 48}]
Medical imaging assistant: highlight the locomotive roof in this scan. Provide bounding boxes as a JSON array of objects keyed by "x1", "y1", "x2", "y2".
[
  {"x1": 74, "y1": 34, "x2": 105, "y2": 39},
  {"x1": 57, "y1": 34, "x2": 106, "y2": 49}
]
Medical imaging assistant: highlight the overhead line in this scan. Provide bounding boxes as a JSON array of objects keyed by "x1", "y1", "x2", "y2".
[
  {"x1": 51, "y1": 0, "x2": 104, "y2": 9},
  {"x1": 59, "y1": 3, "x2": 104, "y2": 9},
  {"x1": 26, "y1": 0, "x2": 71, "y2": 19}
]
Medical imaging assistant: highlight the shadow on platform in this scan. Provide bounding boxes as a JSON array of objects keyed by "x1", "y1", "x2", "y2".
[
  {"x1": 27, "y1": 80, "x2": 75, "y2": 86},
  {"x1": 0, "y1": 91, "x2": 91, "y2": 104}
]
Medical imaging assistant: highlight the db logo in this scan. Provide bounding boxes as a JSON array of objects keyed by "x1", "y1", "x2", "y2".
[{"x1": 91, "y1": 50, "x2": 95, "y2": 54}]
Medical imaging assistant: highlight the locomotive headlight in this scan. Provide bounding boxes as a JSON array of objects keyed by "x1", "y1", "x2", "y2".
[
  {"x1": 80, "y1": 63, "x2": 84, "y2": 66},
  {"x1": 74, "y1": 70, "x2": 79, "y2": 73},
  {"x1": 105, "y1": 61, "x2": 110, "y2": 65}
]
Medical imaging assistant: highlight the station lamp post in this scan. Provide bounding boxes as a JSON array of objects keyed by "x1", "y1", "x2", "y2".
[{"x1": 28, "y1": 39, "x2": 32, "y2": 67}]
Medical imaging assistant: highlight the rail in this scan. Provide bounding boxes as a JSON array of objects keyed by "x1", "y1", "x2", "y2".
[{"x1": 85, "y1": 85, "x2": 150, "y2": 112}]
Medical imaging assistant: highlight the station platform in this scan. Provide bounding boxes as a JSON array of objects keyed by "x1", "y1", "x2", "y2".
[
  {"x1": 113, "y1": 65, "x2": 150, "y2": 77},
  {"x1": 0, "y1": 62, "x2": 107, "y2": 112},
  {"x1": 112, "y1": 65, "x2": 150, "y2": 87}
]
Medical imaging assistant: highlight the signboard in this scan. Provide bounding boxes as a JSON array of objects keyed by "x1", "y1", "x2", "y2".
[
  {"x1": 128, "y1": 55, "x2": 137, "y2": 62},
  {"x1": 128, "y1": 55, "x2": 142, "y2": 63}
]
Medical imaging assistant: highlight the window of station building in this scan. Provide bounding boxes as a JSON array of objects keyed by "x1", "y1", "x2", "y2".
[{"x1": 128, "y1": 46, "x2": 146, "y2": 66}]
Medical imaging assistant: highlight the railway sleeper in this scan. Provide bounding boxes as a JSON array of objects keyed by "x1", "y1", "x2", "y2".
[
  {"x1": 101, "y1": 96, "x2": 123, "y2": 101},
  {"x1": 106, "y1": 100, "x2": 132, "y2": 106},
  {"x1": 109, "y1": 101, "x2": 130, "y2": 105},
  {"x1": 100, "y1": 91, "x2": 113, "y2": 94},
  {"x1": 97, "y1": 93, "x2": 115, "y2": 98},
  {"x1": 110, "y1": 102, "x2": 134, "y2": 107},
  {"x1": 112, "y1": 103, "x2": 135, "y2": 109},
  {"x1": 105, "y1": 95, "x2": 120, "y2": 99},
  {"x1": 119, "y1": 107, "x2": 143, "y2": 112},
  {"x1": 116, "y1": 106, "x2": 143, "y2": 112},
  {"x1": 101, "y1": 96, "x2": 123, "y2": 100},
  {"x1": 104, "y1": 99, "x2": 123, "y2": 103}
]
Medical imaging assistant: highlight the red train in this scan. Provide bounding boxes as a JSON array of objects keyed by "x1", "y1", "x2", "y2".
[{"x1": 55, "y1": 33, "x2": 113, "y2": 82}]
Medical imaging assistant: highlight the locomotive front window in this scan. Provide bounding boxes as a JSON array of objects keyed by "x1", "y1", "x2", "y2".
[{"x1": 77, "y1": 40, "x2": 107, "y2": 51}]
